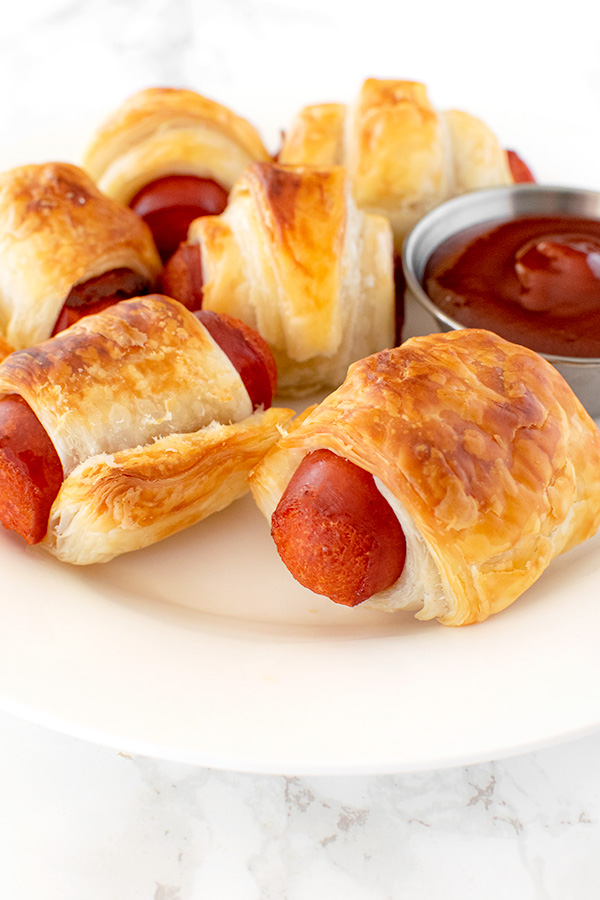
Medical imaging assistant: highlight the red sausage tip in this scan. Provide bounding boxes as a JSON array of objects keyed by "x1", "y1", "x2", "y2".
[
  {"x1": 271, "y1": 449, "x2": 406, "y2": 606},
  {"x1": 194, "y1": 309, "x2": 277, "y2": 410}
]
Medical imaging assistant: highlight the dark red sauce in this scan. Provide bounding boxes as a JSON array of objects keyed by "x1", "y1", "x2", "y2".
[{"x1": 424, "y1": 215, "x2": 600, "y2": 358}]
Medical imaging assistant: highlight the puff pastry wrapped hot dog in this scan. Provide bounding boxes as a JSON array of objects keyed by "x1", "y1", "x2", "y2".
[
  {"x1": 0, "y1": 294, "x2": 292, "y2": 564},
  {"x1": 161, "y1": 161, "x2": 397, "y2": 397},
  {"x1": 83, "y1": 87, "x2": 272, "y2": 261},
  {"x1": 278, "y1": 78, "x2": 531, "y2": 249},
  {"x1": 249, "y1": 329, "x2": 600, "y2": 626},
  {"x1": 0, "y1": 162, "x2": 161, "y2": 350}
]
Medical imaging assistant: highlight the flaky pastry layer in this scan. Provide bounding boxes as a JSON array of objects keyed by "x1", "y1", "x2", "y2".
[
  {"x1": 249, "y1": 329, "x2": 600, "y2": 625},
  {"x1": 45, "y1": 406, "x2": 294, "y2": 564},
  {"x1": 0, "y1": 294, "x2": 253, "y2": 476},
  {"x1": 83, "y1": 87, "x2": 272, "y2": 204},
  {"x1": 0, "y1": 293, "x2": 294, "y2": 563},
  {"x1": 0, "y1": 162, "x2": 161, "y2": 349},
  {"x1": 279, "y1": 78, "x2": 513, "y2": 248},
  {"x1": 190, "y1": 162, "x2": 395, "y2": 397}
]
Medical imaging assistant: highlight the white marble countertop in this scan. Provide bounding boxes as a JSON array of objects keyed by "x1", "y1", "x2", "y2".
[
  {"x1": 2, "y1": 1, "x2": 600, "y2": 897},
  {"x1": 2, "y1": 711, "x2": 600, "y2": 899}
]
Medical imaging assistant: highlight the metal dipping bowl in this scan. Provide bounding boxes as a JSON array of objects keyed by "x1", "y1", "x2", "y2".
[{"x1": 402, "y1": 184, "x2": 600, "y2": 419}]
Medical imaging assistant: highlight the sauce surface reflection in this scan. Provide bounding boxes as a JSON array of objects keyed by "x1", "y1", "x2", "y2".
[{"x1": 425, "y1": 215, "x2": 600, "y2": 357}]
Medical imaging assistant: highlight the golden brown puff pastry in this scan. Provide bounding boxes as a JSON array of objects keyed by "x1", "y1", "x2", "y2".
[
  {"x1": 249, "y1": 329, "x2": 600, "y2": 626},
  {"x1": 278, "y1": 79, "x2": 514, "y2": 249},
  {"x1": 187, "y1": 161, "x2": 396, "y2": 397},
  {"x1": 0, "y1": 335, "x2": 14, "y2": 362},
  {"x1": 0, "y1": 294, "x2": 293, "y2": 564},
  {"x1": 0, "y1": 162, "x2": 162, "y2": 350},
  {"x1": 82, "y1": 86, "x2": 272, "y2": 205}
]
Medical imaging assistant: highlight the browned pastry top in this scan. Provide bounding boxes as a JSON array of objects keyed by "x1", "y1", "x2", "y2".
[
  {"x1": 251, "y1": 329, "x2": 600, "y2": 624},
  {"x1": 0, "y1": 162, "x2": 161, "y2": 348}
]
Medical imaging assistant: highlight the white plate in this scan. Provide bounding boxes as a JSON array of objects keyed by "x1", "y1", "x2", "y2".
[
  {"x1": 1, "y1": 119, "x2": 600, "y2": 776},
  {"x1": 2, "y1": 489, "x2": 600, "y2": 775}
]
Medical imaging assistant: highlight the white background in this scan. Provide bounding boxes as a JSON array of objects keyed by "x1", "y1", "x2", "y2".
[{"x1": 2, "y1": 1, "x2": 600, "y2": 897}]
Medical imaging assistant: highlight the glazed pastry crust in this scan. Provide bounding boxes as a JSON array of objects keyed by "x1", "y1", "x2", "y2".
[
  {"x1": 0, "y1": 162, "x2": 161, "y2": 349},
  {"x1": 278, "y1": 103, "x2": 347, "y2": 167},
  {"x1": 279, "y1": 78, "x2": 513, "y2": 248},
  {"x1": 250, "y1": 329, "x2": 600, "y2": 625},
  {"x1": 0, "y1": 294, "x2": 253, "y2": 475},
  {"x1": 83, "y1": 87, "x2": 272, "y2": 204},
  {"x1": 0, "y1": 335, "x2": 13, "y2": 363},
  {"x1": 347, "y1": 80, "x2": 451, "y2": 222},
  {"x1": 442, "y1": 109, "x2": 516, "y2": 194},
  {"x1": 0, "y1": 293, "x2": 294, "y2": 563},
  {"x1": 189, "y1": 162, "x2": 395, "y2": 396}
]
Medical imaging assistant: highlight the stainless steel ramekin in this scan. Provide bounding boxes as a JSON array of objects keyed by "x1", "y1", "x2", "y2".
[{"x1": 402, "y1": 184, "x2": 600, "y2": 418}]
